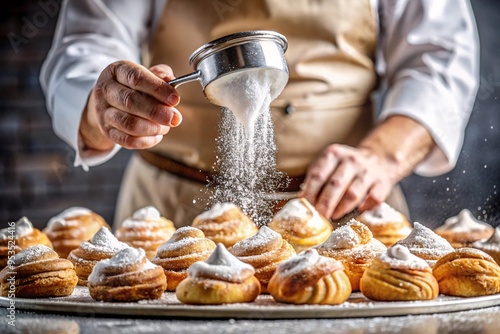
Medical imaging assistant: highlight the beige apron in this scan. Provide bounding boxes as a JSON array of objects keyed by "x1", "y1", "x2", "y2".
[{"x1": 114, "y1": 0, "x2": 409, "y2": 228}]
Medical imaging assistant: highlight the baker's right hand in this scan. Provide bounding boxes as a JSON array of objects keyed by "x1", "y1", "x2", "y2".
[{"x1": 80, "y1": 60, "x2": 182, "y2": 151}]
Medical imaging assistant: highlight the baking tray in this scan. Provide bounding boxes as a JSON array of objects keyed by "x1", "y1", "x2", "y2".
[{"x1": 2, "y1": 286, "x2": 500, "y2": 319}]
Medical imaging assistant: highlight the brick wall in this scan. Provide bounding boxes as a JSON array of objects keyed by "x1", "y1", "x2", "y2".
[{"x1": 1, "y1": 1, "x2": 499, "y2": 231}]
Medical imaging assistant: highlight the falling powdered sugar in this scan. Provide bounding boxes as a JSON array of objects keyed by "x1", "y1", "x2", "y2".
[{"x1": 206, "y1": 68, "x2": 289, "y2": 226}]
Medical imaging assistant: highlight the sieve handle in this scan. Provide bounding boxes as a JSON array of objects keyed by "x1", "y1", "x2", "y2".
[{"x1": 168, "y1": 70, "x2": 202, "y2": 88}]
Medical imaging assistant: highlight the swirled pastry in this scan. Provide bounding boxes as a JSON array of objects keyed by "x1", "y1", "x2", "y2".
[
  {"x1": 88, "y1": 247, "x2": 167, "y2": 302},
  {"x1": 268, "y1": 249, "x2": 351, "y2": 305},
  {"x1": 43, "y1": 207, "x2": 110, "y2": 258},
  {"x1": 472, "y1": 227, "x2": 500, "y2": 265},
  {"x1": 229, "y1": 226, "x2": 296, "y2": 293},
  {"x1": 268, "y1": 198, "x2": 333, "y2": 253},
  {"x1": 316, "y1": 219, "x2": 386, "y2": 291},
  {"x1": 360, "y1": 245, "x2": 438, "y2": 301},
  {"x1": 67, "y1": 227, "x2": 129, "y2": 285},
  {"x1": 176, "y1": 243, "x2": 260, "y2": 304},
  {"x1": 432, "y1": 247, "x2": 500, "y2": 297},
  {"x1": 152, "y1": 226, "x2": 216, "y2": 291},
  {"x1": 116, "y1": 206, "x2": 176, "y2": 260},
  {"x1": 435, "y1": 209, "x2": 494, "y2": 248},
  {"x1": 0, "y1": 217, "x2": 53, "y2": 270},
  {"x1": 357, "y1": 202, "x2": 412, "y2": 247},
  {"x1": 394, "y1": 222, "x2": 454, "y2": 267},
  {"x1": 192, "y1": 203, "x2": 258, "y2": 248},
  {"x1": 0, "y1": 245, "x2": 77, "y2": 298}
]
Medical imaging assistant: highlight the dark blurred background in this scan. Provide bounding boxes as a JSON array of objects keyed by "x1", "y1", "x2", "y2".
[{"x1": 0, "y1": 0, "x2": 499, "y2": 230}]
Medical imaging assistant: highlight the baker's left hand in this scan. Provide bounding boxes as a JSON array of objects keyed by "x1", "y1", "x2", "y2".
[{"x1": 298, "y1": 144, "x2": 399, "y2": 220}]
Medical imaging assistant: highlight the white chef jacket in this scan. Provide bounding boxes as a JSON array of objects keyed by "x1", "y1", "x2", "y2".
[{"x1": 40, "y1": 0, "x2": 480, "y2": 177}]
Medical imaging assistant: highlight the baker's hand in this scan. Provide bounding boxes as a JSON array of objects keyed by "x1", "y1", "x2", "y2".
[
  {"x1": 80, "y1": 60, "x2": 182, "y2": 151},
  {"x1": 298, "y1": 144, "x2": 399, "y2": 220}
]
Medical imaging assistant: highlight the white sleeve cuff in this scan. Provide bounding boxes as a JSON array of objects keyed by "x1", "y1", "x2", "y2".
[
  {"x1": 379, "y1": 73, "x2": 468, "y2": 176},
  {"x1": 51, "y1": 70, "x2": 122, "y2": 172}
]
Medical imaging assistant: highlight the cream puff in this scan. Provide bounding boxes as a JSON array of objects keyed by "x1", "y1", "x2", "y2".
[
  {"x1": 316, "y1": 219, "x2": 386, "y2": 291},
  {"x1": 43, "y1": 207, "x2": 109, "y2": 258},
  {"x1": 116, "y1": 206, "x2": 176, "y2": 260},
  {"x1": 433, "y1": 247, "x2": 500, "y2": 297},
  {"x1": 176, "y1": 243, "x2": 260, "y2": 304},
  {"x1": 268, "y1": 248, "x2": 351, "y2": 305},
  {"x1": 229, "y1": 226, "x2": 296, "y2": 293},
  {"x1": 67, "y1": 227, "x2": 129, "y2": 285},
  {"x1": 0, "y1": 245, "x2": 77, "y2": 298},
  {"x1": 192, "y1": 203, "x2": 258, "y2": 248},
  {"x1": 88, "y1": 247, "x2": 167, "y2": 302},
  {"x1": 356, "y1": 202, "x2": 412, "y2": 247},
  {"x1": 435, "y1": 209, "x2": 494, "y2": 248},
  {"x1": 268, "y1": 198, "x2": 333, "y2": 253},
  {"x1": 0, "y1": 217, "x2": 53, "y2": 269},
  {"x1": 152, "y1": 226, "x2": 216, "y2": 291},
  {"x1": 394, "y1": 222, "x2": 454, "y2": 267},
  {"x1": 360, "y1": 245, "x2": 439, "y2": 301}
]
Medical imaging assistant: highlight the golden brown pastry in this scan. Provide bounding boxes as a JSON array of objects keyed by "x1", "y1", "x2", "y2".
[
  {"x1": 229, "y1": 226, "x2": 296, "y2": 293},
  {"x1": 0, "y1": 245, "x2": 77, "y2": 298},
  {"x1": 394, "y1": 222, "x2": 454, "y2": 267},
  {"x1": 360, "y1": 245, "x2": 439, "y2": 301},
  {"x1": 316, "y1": 219, "x2": 386, "y2": 291},
  {"x1": 434, "y1": 209, "x2": 494, "y2": 248},
  {"x1": 43, "y1": 207, "x2": 110, "y2": 258},
  {"x1": 88, "y1": 247, "x2": 167, "y2": 302},
  {"x1": 176, "y1": 243, "x2": 260, "y2": 304},
  {"x1": 152, "y1": 226, "x2": 216, "y2": 291},
  {"x1": 192, "y1": 203, "x2": 258, "y2": 248},
  {"x1": 0, "y1": 217, "x2": 53, "y2": 269},
  {"x1": 67, "y1": 227, "x2": 129, "y2": 285},
  {"x1": 357, "y1": 202, "x2": 412, "y2": 247},
  {"x1": 432, "y1": 247, "x2": 500, "y2": 297},
  {"x1": 116, "y1": 206, "x2": 176, "y2": 260},
  {"x1": 268, "y1": 198, "x2": 333, "y2": 253},
  {"x1": 472, "y1": 226, "x2": 500, "y2": 265},
  {"x1": 268, "y1": 248, "x2": 351, "y2": 305}
]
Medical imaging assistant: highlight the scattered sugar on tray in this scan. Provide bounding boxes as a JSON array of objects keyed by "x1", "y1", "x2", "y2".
[
  {"x1": 188, "y1": 243, "x2": 254, "y2": 283},
  {"x1": 80, "y1": 227, "x2": 128, "y2": 253},
  {"x1": 231, "y1": 226, "x2": 279, "y2": 254},
  {"x1": 358, "y1": 202, "x2": 405, "y2": 225},
  {"x1": 12, "y1": 244, "x2": 54, "y2": 266},
  {"x1": 379, "y1": 245, "x2": 429, "y2": 270}
]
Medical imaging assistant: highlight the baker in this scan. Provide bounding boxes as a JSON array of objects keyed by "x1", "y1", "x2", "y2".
[{"x1": 40, "y1": 0, "x2": 479, "y2": 228}]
